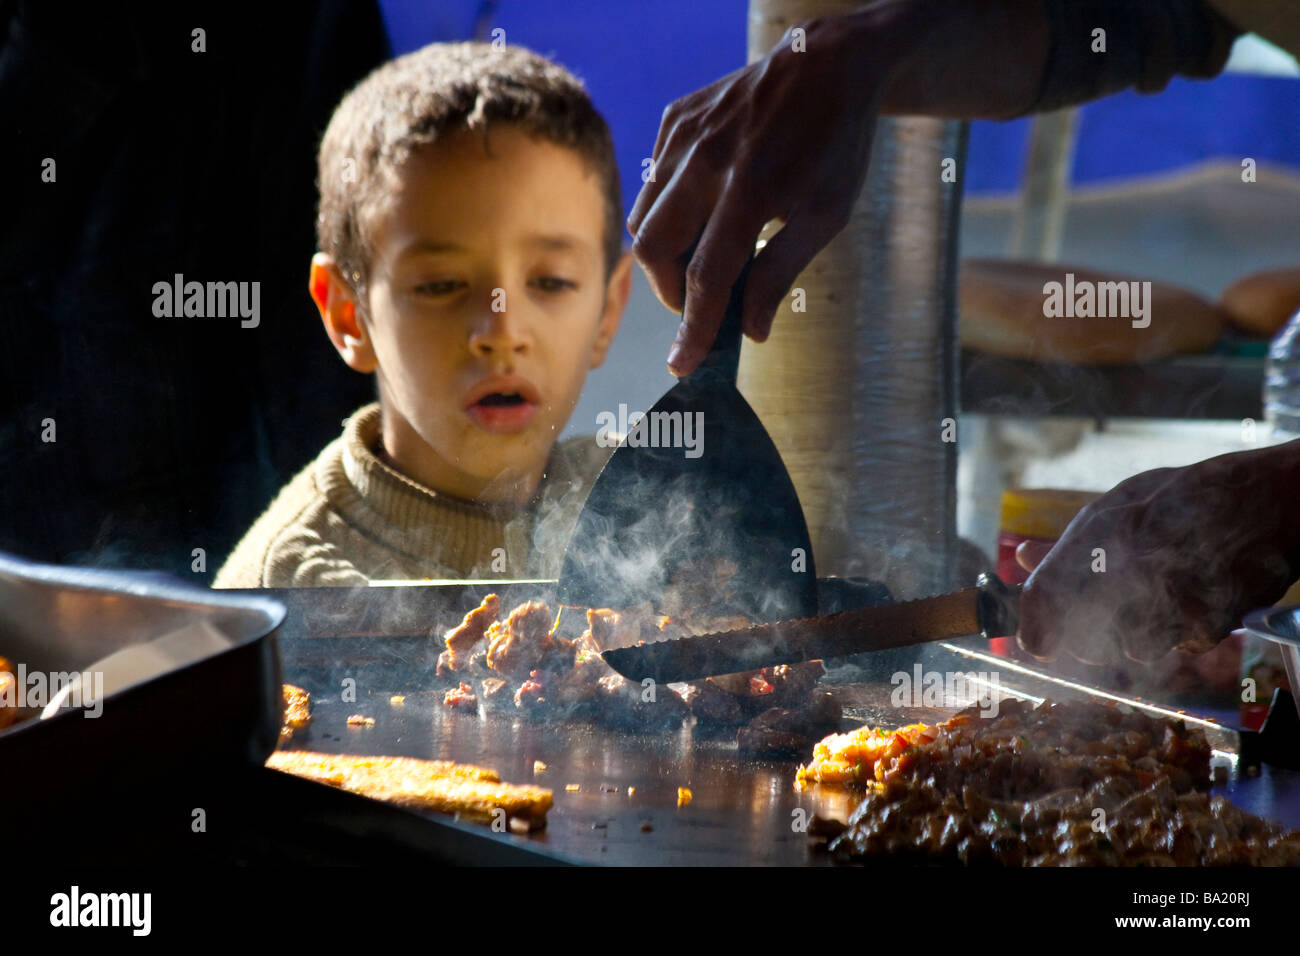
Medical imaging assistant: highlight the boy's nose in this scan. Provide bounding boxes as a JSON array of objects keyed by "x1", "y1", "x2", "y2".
[{"x1": 469, "y1": 302, "x2": 531, "y2": 358}]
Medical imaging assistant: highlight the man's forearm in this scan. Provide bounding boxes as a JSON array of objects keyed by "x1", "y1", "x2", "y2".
[
  {"x1": 868, "y1": 0, "x2": 1052, "y2": 120},
  {"x1": 867, "y1": 0, "x2": 1240, "y2": 120}
]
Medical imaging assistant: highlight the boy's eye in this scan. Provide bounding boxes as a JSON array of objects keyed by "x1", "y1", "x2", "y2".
[
  {"x1": 531, "y1": 276, "x2": 577, "y2": 293},
  {"x1": 415, "y1": 280, "x2": 465, "y2": 296}
]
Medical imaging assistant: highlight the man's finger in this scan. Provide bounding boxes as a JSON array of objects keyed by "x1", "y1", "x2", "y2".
[
  {"x1": 627, "y1": 93, "x2": 704, "y2": 236},
  {"x1": 626, "y1": 111, "x2": 675, "y2": 237},
  {"x1": 740, "y1": 215, "x2": 830, "y2": 342},
  {"x1": 1014, "y1": 580, "x2": 1063, "y2": 661},
  {"x1": 1015, "y1": 539, "x2": 1054, "y2": 573},
  {"x1": 668, "y1": 189, "x2": 765, "y2": 376},
  {"x1": 629, "y1": 161, "x2": 714, "y2": 315}
]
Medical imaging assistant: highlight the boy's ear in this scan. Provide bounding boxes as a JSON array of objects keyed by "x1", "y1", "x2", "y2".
[
  {"x1": 310, "y1": 253, "x2": 377, "y2": 374},
  {"x1": 590, "y1": 250, "x2": 633, "y2": 369}
]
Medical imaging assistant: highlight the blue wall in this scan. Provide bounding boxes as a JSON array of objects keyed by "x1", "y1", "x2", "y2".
[{"x1": 379, "y1": 1, "x2": 1300, "y2": 206}]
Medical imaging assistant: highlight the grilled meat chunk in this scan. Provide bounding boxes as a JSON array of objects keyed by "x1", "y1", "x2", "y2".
[
  {"x1": 679, "y1": 679, "x2": 747, "y2": 725},
  {"x1": 486, "y1": 601, "x2": 555, "y2": 678},
  {"x1": 443, "y1": 682, "x2": 478, "y2": 712},
  {"x1": 514, "y1": 673, "x2": 548, "y2": 710},
  {"x1": 593, "y1": 672, "x2": 690, "y2": 731},
  {"x1": 737, "y1": 692, "x2": 842, "y2": 758},
  {"x1": 443, "y1": 594, "x2": 500, "y2": 672}
]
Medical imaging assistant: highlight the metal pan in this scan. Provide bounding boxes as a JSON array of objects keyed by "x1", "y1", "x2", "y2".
[
  {"x1": 0, "y1": 551, "x2": 285, "y2": 813},
  {"x1": 1243, "y1": 604, "x2": 1300, "y2": 707}
]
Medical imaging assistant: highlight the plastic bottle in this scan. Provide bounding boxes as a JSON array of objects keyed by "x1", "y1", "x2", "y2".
[{"x1": 1264, "y1": 308, "x2": 1300, "y2": 438}]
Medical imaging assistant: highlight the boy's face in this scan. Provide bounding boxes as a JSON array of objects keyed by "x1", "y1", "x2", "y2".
[{"x1": 316, "y1": 126, "x2": 630, "y2": 506}]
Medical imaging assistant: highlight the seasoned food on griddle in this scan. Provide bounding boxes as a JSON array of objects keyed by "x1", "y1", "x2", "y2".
[
  {"x1": 279, "y1": 683, "x2": 313, "y2": 743},
  {"x1": 513, "y1": 674, "x2": 548, "y2": 710},
  {"x1": 486, "y1": 600, "x2": 558, "y2": 678},
  {"x1": 444, "y1": 593, "x2": 499, "y2": 671},
  {"x1": 797, "y1": 698, "x2": 1300, "y2": 865},
  {"x1": 443, "y1": 682, "x2": 478, "y2": 711},
  {"x1": 737, "y1": 693, "x2": 843, "y2": 758},
  {"x1": 434, "y1": 595, "x2": 832, "y2": 733},
  {"x1": 267, "y1": 751, "x2": 553, "y2": 829},
  {"x1": 676, "y1": 678, "x2": 746, "y2": 725}
]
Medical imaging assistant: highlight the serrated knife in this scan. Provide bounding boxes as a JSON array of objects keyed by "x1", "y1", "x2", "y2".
[{"x1": 600, "y1": 574, "x2": 1022, "y2": 683}]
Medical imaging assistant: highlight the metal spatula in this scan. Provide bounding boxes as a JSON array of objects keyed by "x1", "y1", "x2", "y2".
[{"x1": 556, "y1": 262, "x2": 817, "y2": 623}]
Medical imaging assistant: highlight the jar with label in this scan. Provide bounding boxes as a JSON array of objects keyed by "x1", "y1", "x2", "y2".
[{"x1": 993, "y1": 487, "x2": 1100, "y2": 657}]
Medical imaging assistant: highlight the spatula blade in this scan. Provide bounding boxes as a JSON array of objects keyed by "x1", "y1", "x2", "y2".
[{"x1": 556, "y1": 379, "x2": 816, "y2": 621}]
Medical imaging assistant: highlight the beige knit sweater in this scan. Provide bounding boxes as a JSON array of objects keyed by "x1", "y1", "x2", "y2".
[{"x1": 213, "y1": 403, "x2": 611, "y2": 587}]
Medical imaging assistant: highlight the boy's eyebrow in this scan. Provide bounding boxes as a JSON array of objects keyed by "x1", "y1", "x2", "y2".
[
  {"x1": 396, "y1": 235, "x2": 595, "y2": 257},
  {"x1": 521, "y1": 233, "x2": 592, "y2": 253},
  {"x1": 397, "y1": 239, "x2": 469, "y2": 257}
]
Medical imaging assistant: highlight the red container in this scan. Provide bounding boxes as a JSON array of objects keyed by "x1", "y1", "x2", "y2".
[{"x1": 992, "y1": 488, "x2": 1100, "y2": 657}]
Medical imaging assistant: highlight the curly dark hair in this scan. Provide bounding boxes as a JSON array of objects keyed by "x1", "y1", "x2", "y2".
[{"x1": 316, "y1": 41, "x2": 623, "y2": 296}]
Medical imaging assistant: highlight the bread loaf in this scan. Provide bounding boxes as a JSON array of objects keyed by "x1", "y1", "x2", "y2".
[
  {"x1": 1219, "y1": 266, "x2": 1300, "y2": 338},
  {"x1": 960, "y1": 258, "x2": 1224, "y2": 365}
]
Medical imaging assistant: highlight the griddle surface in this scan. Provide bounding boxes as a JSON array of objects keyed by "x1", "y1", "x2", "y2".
[{"x1": 282, "y1": 684, "x2": 860, "y2": 865}]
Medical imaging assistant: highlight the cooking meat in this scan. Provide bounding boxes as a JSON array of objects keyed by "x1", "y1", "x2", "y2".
[
  {"x1": 443, "y1": 682, "x2": 478, "y2": 711},
  {"x1": 679, "y1": 661, "x2": 828, "y2": 730},
  {"x1": 796, "y1": 698, "x2": 1300, "y2": 865},
  {"x1": 678, "y1": 679, "x2": 747, "y2": 725},
  {"x1": 443, "y1": 593, "x2": 500, "y2": 671},
  {"x1": 593, "y1": 672, "x2": 690, "y2": 731},
  {"x1": 758, "y1": 662, "x2": 825, "y2": 708},
  {"x1": 828, "y1": 774, "x2": 1300, "y2": 866},
  {"x1": 584, "y1": 605, "x2": 651, "y2": 650},
  {"x1": 430, "y1": 599, "x2": 822, "y2": 733},
  {"x1": 485, "y1": 601, "x2": 555, "y2": 678},
  {"x1": 513, "y1": 673, "x2": 548, "y2": 710},
  {"x1": 737, "y1": 692, "x2": 843, "y2": 758}
]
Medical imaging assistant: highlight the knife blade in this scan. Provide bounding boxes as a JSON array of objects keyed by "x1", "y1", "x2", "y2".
[{"x1": 600, "y1": 574, "x2": 1021, "y2": 684}]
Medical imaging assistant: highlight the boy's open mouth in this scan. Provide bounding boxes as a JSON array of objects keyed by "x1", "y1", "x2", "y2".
[
  {"x1": 476, "y1": 392, "x2": 527, "y2": 407},
  {"x1": 464, "y1": 377, "x2": 541, "y2": 434}
]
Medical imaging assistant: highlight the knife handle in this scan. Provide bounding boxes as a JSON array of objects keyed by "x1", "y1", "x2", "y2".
[
  {"x1": 693, "y1": 255, "x2": 754, "y2": 385},
  {"x1": 976, "y1": 573, "x2": 1021, "y2": 639}
]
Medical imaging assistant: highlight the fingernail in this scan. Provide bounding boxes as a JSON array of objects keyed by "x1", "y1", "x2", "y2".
[{"x1": 667, "y1": 325, "x2": 688, "y2": 374}]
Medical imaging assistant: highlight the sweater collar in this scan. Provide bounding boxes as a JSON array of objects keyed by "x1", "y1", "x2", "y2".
[{"x1": 320, "y1": 403, "x2": 602, "y2": 578}]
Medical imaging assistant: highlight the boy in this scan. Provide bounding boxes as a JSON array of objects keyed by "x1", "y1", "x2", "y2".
[{"x1": 215, "y1": 42, "x2": 631, "y2": 587}]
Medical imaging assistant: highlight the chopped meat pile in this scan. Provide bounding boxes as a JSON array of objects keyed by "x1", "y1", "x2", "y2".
[
  {"x1": 798, "y1": 698, "x2": 1300, "y2": 865},
  {"x1": 434, "y1": 595, "x2": 835, "y2": 738}
]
